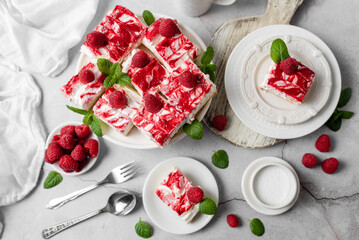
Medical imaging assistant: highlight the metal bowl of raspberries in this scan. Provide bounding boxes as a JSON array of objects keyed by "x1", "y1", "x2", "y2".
[{"x1": 44, "y1": 121, "x2": 100, "y2": 176}]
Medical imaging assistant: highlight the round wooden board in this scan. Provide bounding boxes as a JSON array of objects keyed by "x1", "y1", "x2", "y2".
[{"x1": 203, "y1": 0, "x2": 303, "y2": 148}]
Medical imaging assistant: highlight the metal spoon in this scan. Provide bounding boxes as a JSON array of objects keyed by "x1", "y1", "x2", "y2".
[{"x1": 41, "y1": 190, "x2": 136, "y2": 239}]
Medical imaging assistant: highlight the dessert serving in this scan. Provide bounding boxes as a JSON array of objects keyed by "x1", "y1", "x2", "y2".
[
  {"x1": 61, "y1": 5, "x2": 217, "y2": 147},
  {"x1": 261, "y1": 38, "x2": 315, "y2": 104},
  {"x1": 155, "y1": 169, "x2": 201, "y2": 223}
]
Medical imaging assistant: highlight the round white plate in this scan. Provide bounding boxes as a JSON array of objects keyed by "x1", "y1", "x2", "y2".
[
  {"x1": 241, "y1": 156, "x2": 300, "y2": 215},
  {"x1": 45, "y1": 121, "x2": 100, "y2": 176},
  {"x1": 241, "y1": 35, "x2": 331, "y2": 125},
  {"x1": 142, "y1": 157, "x2": 219, "y2": 235},
  {"x1": 76, "y1": 14, "x2": 211, "y2": 149},
  {"x1": 225, "y1": 25, "x2": 341, "y2": 139}
]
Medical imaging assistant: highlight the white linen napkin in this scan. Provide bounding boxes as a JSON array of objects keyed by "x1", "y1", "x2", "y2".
[
  {"x1": 0, "y1": 0, "x2": 99, "y2": 207},
  {"x1": 0, "y1": 0, "x2": 99, "y2": 77}
]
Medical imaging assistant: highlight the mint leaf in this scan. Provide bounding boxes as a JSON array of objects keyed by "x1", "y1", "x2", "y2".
[
  {"x1": 337, "y1": 88, "x2": 352, "y2": 108},
  {"x1": 115, "y1": 72, "x2": 131, "y2": 86},
  {"x1": 44, "y1": 171, "x2": 63, "y2": 189},
  {"x1": 183, "y1": 118, "x2": 203, "y2": 140},
  {"x1": 250, "y1": 218, "x2": 265, "y2": 236},
  {"x1": 142, "y1": 10, "x2": 155, "y2": 26},
  {"x1": 206, "y1": 64, "x2": 217, "y2": 72},
  {"x1": 326, "y1": 116, "x2": 342, "y2": 132},
  {"x1": 90, "y1": 116, "x2": 103, "y2": 137},
  {"x1": 341, "y1": 110, "x2": 354, "y2": 119},
  {"x1": 199, "y1": 198, "x2": 217, "y2": 215},
  {"x1": 83, "y1": 113, "x2": 93, "y2": 126},
  {"x1": 270, "y1": 39, "x2": 290, "y2": 63},
  {"x1": 201, "y1": 46, "x2": 214, "y2": 65},
  {"x1": 110, "y1": 62, "x2": 122, "y2": 76},
  {"x1": 199, "y1": 65, "x2": 208, "y2": 74},
  {"x1": 104, "y1": 76, "x2": 116, "y2": 89},
  {"x1": 212, "y1": 150, "x2": 229, "y2": 169},
  {"x1": 135, "y1": 218, "x2": 152, "y2": 239},
  {"x1": 97, "y1": 58, "x2": 113, "y2": 76},
  {"x1": 208, "y1": 71, "x2": 216, "y2": 83},
  {"x1": 66, "y1": 105, "x2": 88, "y2": 115}
]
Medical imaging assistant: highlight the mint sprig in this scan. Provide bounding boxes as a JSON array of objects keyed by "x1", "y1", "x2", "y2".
[
  {"x1": 199, "y1": 198, "x2": 217, "y2": 215},
  {"x1": 249, "y1": 218, "x2": 265, "y2": 236},
  {"x1": 44, "y1": 171, "x2": 63, "y2": 189},
  {"x1": 212, "y1": 150, "x2": 229, "y2": 169},
  {"x1": 135, "y1": 218, "x2": 152, "y2": 239},
  {"x1": 183, "y1": 118, "x2": 204, "y2": 140},
  {"x1": 97, "y1": 58, "x2": 131, "y2": 88},
  {"x1": 270, "y1": 38, "x2": 290, "y2": 63},
  {"x1": 198, "y1": 46, "x2": 217, "y2": 82},
  {"x1": 142, "y1": 10, "x2": 155, "y2": 26},
  {"x1": 66, "y1": 105, "x2": 103, "y2": 136},
  {"x1": 326, "y1": 88, "x2": 354, "y2": 131}
]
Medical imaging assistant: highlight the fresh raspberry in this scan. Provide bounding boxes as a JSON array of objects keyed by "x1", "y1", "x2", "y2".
[
  {"x1": 76, "y1": 159, "x2": 90, "y2": 172},
  {"x1": 60, "y1": 125, "x2": 76, "y2": 137},
  {"x1": 44, "y1": 150, "x2": 56, "y2": 164},
  {"x1": 315, "y1": 134, "x2": 331, "y2": 152},
  {"x1": 212, "y1": 115, "x2": 227, "y2": 131},
  {"x1": 144, "y1": 94, "x2": 163, "y2": 114},
  {"x1": 58, "y1": 134, "x2": 76, "y2": 150},
  {"x1": 46, "y1": 142, "x2": 63, "y2": 163},
  {"x1": 131, "y1": 50, "x2": 150, "y2": 68},
  {"x1": 279, "y1": 57, "x2": 298, "y2": 75},
  {"x1": 179, "y1": 71, "x2": 198, "y2": 88},
  {"x1": 302, "y1": 153, "x2": 318, "y2": 168},
  {"x1": 109, "y1": 91, "x2": 127, "y2": 109},
  {"x1": 321, "y1": 158, "x2": 339, "y2": 174},
  {"x1": 84, "y1": 139, "x2": 99, "y2": 158},
  {"x1": 78, "y1": 69, "x2": 95, "y2": 84},
  {"x1": 75, "y1": 124, "x2": 91, "y2": 139},
  {"x1": 159, "y1": 18, "x2": 180, "y2": 38},
  {"x1": 227, "y1": 214, "x2": 239, "y2": 228},
  {"x1": 86, "y1": 31, "x2": 107, "y2": 48},
  {"x1": 187, "y1": 187, "x2": 204, "y2": 204},
  {"x1": 58, "y1": 155, "x2": 79, "y2": 173},
  {"x1": 71, "y1": 145, "x2": 86, "y2": 161},
  {"x1": 77, "y1": 139, "x2": 86, "y2": 146},
  {"x1": 52, "y1": 134, "x2": 61, "y2": 143}
]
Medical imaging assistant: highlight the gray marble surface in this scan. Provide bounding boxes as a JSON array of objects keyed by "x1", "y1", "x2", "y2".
[{"x1": 1, "y1": 0, "x2": 358, "y2": 239}]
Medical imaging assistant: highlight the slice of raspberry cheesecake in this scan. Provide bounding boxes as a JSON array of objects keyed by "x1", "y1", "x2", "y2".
[
  {"x1": 93, "y1": 85, "x2": 141, "y2": 135},
  {"x1": 122, "y1": 49, "x2": 168, "y2": 96},
  {"x1": 61, "y1": 62, "x2": 106, "y2": 111},
  {"x1": 159, "y1": 59, "x2": 216, "y2": 122},
  {"x1": 156, "y1": 169, "x2": 200, "y2": 223},
  {"x1": 131, "y1": 93, "x2": 188, "y2": 147},
  {"x1": 142, "y1": 18, "x2": 199, "y2": 72},
  {"x1": 261, "y1": 58, "x2": 315, "y2": 104},
  {"x1": 81, "y1": 5, "x2": 146, "y2": 62}
]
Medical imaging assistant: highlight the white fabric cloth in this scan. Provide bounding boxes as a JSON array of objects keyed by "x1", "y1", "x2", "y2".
[{"x1": 0, "y1": 0, "x2": 99, "y2": 206}]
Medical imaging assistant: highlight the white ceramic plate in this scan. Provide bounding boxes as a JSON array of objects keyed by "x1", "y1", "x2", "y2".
[
  {"x1": 142, "y1": 157, "x2": 219, "y2": 235},
  {"x1": 225, "y1": 25, "x2": 341, "y2": 139},
  {"x1": 76, "y1": 14, "x2": 211, "y2": 149},
  {"x1": 45, "y1": 121, "x2": 100, "y2": 176},
  {"x1": 241, "y1": 156, "x2": 300, "y2": 215}
]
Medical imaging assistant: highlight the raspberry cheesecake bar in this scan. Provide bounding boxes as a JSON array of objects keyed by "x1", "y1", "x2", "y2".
[
  {"x1": 131, "y1": 93, "x2": 188, "y2": 147},
  {"x1": 81, "y1": 5, "x2": 146, "y2": 62},
  {"x1": 159, "y1": 59, "x2": 216, "y2": 121},
  {"x1": 261, "y1": 59, "x2": 315, "y2": 104},
  {"x1": 122, "y1": 49, "x2": 168, "y2": 96},
  {"x1": 142, "y1": 18, "x2": 199, "y2": 71},
  {"x1": 93, "y1": 85, "x2": 141, "y2": 135},
  {"x1": 61, "y1": 62, "x2": 106, "y2": 111},
  {"x1": 156, "y1": 169, "x2": 200, "y2": 223}
]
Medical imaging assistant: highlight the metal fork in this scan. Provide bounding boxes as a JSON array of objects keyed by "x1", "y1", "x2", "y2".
[{"x1": 46, "y1": 162, "x2": 138, "y2": 210}]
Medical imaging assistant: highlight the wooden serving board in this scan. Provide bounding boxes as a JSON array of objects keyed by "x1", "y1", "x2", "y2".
[{"x1": 203, "y1": 0, "x2": 303, "y2": 148}]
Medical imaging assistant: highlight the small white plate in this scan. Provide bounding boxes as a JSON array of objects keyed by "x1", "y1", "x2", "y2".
[
  {"x1": 45, "y1": 121, "x2": 100, "y2": 176},
  {"x1": 241, "y1": 156, "x2": 300, "y2": 215},
  {"x1": 142, "y1": 157, "x2": 219, "y2": 235},
  {"x1": 225, "y1": 25, "x2": 341, "y2": 139},
  {"x1": 76, "y1": 13, "x2": 211, "y2": 149}
]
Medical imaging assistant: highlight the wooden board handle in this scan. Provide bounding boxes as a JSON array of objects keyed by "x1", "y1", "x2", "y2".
[{"x1": 263, "y1": 0, "x2": 304, "y2": 24}]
